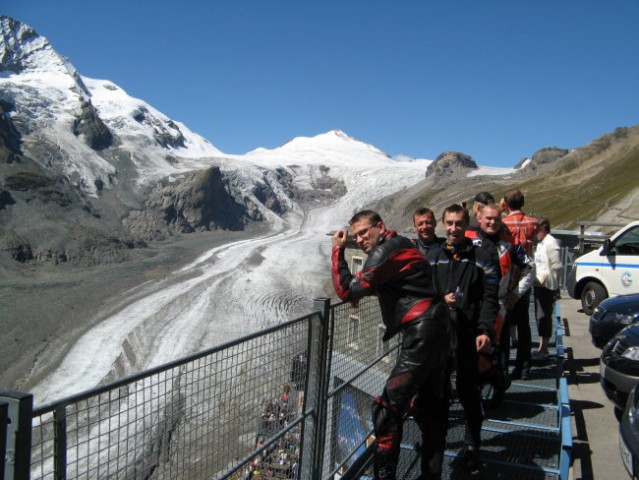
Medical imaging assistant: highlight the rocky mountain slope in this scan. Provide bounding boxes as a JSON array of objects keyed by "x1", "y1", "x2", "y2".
[
  {"x1": 1, "y1": 16, "x2": 432, "y2": 391},
  {"x1": 380, "y1": 125, "x2": 639, "y2": 234},
  {"x1": 0, "y1": 16, "x2": 356, "y2": 271}
]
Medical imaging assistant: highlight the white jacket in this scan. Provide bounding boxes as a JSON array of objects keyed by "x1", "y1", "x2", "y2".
[{"x1": 534, "y1": 233, "x2": 563, "y2": 290}]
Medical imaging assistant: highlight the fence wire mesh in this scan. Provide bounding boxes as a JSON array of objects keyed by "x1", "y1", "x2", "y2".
[
  {"x1": 322, "y1": 297, "x2": 399, "y2": 478},
  {"x1": 29, "y1": 314, "x2": 314, "y2": 480},
  {"x1": 5, "y1": 294, "x2": 570, "y2": 480}
]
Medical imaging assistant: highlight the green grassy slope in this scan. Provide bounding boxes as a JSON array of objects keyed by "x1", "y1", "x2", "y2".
[{"x1": 379, "y1": 125, "x2": 639, "y2": 233}]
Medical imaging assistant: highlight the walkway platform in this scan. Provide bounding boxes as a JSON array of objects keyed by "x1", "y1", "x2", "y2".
[{"x1": 357, "y1": 303, "x2": 571, "y2": 479}]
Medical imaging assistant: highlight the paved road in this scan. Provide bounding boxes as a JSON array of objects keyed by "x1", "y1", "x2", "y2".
[{"x1": 560, "y1": 296, "x2": 630, "y2": 479}]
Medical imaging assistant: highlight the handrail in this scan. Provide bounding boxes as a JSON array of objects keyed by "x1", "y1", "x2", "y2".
[
  {"x1": 32, "y1": 311, "x2": 319, "y2": 416},
  {"x1": 555, "y1": 300, "x2": 573, "y2": 480}
]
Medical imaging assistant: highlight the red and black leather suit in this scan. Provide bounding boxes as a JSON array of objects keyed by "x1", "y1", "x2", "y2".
[{"x1": 332, "y1": 230, "x2": 451, "y2": 480}]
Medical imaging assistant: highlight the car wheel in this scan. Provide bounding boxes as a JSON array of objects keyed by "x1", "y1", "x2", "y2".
[
  {"x1": 581, "y1": 282, "x2": 607, "y2": 315},
  {"x1": 615, "y1": 406, "x2": 624, "y2": 422}
]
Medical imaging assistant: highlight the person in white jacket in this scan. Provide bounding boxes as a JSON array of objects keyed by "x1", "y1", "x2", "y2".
[{"x1": 533, "y1": 218, "x2": 563, "y2": 358}]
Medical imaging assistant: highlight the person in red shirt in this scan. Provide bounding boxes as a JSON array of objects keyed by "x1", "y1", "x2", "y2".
[{"x1": 501, "y1": 189, "x2": 539, "y2": 379}]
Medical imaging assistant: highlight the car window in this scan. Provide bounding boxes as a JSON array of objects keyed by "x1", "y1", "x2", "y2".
[{"x1": 613, "y1": 226, "x2": 639, "y2": 255}]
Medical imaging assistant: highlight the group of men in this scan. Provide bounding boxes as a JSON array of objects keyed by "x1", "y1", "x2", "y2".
[{"x1": 331, "y1": 189, "x2": 540, "y2": 480}]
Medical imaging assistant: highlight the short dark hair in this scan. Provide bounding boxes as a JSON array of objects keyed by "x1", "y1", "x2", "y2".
[
  {"x1": 442, "y1": 204, "x2": 469, "y2": 225},
  {"x1": 413, "y1": 207, "x2": 436, "y2": 224},
  {"x1": 349, "y1": 209, "x2": 382, "y2": 226},
  {"x1": 473, "y1": 191, "x2": 495, "y2": 205},
  {"x1": 538, "y1": 217, "x2": 551, "y2": 233},
  {"x1": 504, "y1": 189, "x2": 525, "y2": 210}
]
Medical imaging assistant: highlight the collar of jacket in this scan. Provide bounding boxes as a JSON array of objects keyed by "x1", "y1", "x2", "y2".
[
  {"x1": 505, "y1": 210, "x2": 525, "y2": 218},
  {"x1": 379, "y1": 230, "x2": 397, "y2": 245},
  {"x1": 417, "y1": 235, "x2": 442, "y2": 247},
  {"x1": 445, "y1": 237, "x2": 474, "y2": 254},
  {"x1": 478, "y1": 228, "x2": 499, "y2": 243}
]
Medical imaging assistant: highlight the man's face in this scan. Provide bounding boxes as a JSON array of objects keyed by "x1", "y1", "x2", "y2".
[
  {"x1": 478, "y1": 206, "x2": 501, "y2": 236},
  {"x1": 443, "y1": 211, "x2": 467, "y2": 245},
  {"x1": 351, "y1": 218, "x2": 383, "y2": 254},
  {"x1": 413, "y1": 213, "x2": 436, "y2": 244}
]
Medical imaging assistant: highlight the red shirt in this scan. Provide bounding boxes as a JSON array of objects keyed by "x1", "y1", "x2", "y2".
[{"x1": 502, "y1": 211, "x2": 539, "y2": 257}]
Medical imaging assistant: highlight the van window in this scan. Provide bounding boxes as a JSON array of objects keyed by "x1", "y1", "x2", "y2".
[{"x1": 613, "y1": 226, "x2": 639, "y2": 255}]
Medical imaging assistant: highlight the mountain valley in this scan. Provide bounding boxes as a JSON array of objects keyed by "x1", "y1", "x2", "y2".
[{"x1": 1, "y1": 15, "x2": 638, "y2": 400}]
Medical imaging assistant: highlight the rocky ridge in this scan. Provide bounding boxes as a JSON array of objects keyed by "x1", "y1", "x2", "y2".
[
  {"x1": 0, "y1": 16, "x2": 351, "y2": 267},
  {"x1": 381, "y1": 125, "x2": 639, "y2": 232},
  {"x1": 425, "y1": 151, "x2": 478, "y2": 186}
]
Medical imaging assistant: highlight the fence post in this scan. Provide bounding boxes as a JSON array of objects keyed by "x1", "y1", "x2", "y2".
[
  {"x1": 1, "y1": 401, "x2": 7, "y2": 480},
  {"x1": 300, "y1": 297, "x2": 331, "y2": 479},
  {"x1": 53, "y1": 405, "x2": 67, "y2": 480},
  {"x1": 0, "y1": 392, "x2": 33, "y2": 480}
]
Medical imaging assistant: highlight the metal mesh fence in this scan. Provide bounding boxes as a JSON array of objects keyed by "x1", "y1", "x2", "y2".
[
  {"x1": 28, "y1": 314, "x2": 314, "y2": 480},
  {"x1": 16, "y1": 297, "x2": 398, "y2": 480},
  {"x1": 322, "y1": 297, "x2": 399, "y2": 478},
  {"x1": 2, "y1": 295, "x2": 570, "y2": 480}
]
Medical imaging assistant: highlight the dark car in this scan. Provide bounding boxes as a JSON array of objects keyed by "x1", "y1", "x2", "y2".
[
  {"x1": 601, "y1": 324, "x2": 639, "y2": 416},
  {"x1": 620, "y1": 382, "x2": 639, "y2": 478},
  {"x1": 590, "y1": 294, "x2": 639, "y2": 349}
]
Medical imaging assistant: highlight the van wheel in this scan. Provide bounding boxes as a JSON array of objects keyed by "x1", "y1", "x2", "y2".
[{"x1": 581, "y1": 282, "x2": 607, "y2": 315}]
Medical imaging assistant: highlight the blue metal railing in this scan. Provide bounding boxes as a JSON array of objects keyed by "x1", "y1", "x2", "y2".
[{"x1": 556, "y1": 300, "x2": 573, "y2": 480}]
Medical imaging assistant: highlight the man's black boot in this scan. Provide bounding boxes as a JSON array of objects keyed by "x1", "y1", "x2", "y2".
[
  {"x1": 373, "y1": 451, "x2": 398, "y2": 480},
  {"x1": 419, "y1": 450, "x2": 443, "y2": 479},
  {"x1": 460, "y1": 444, "x2": 481, "y2": 471}
]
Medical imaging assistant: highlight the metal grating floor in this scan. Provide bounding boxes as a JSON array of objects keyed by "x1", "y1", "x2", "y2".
[
  {"x1": 391, "y1": 346, "x2": 564, "y2": 479},
  {"x1": 353, "y1": 305, "x2": 568, "y2": 480}
]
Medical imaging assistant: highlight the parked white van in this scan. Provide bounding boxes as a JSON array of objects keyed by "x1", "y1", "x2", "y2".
[{"x1": 567, "y1": 220, "x2": 639, "y2": 314}]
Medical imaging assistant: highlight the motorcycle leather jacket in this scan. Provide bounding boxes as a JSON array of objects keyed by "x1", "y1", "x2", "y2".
[
  {"x1": 332, "y1": 230, "x2": 438, "y2": 340},
  {"x1": 466, "y1": 228, "x2": 535, "y2": 302},
  {"x1": 427, "y1": 237, "x2": 499, "y2": 339}
]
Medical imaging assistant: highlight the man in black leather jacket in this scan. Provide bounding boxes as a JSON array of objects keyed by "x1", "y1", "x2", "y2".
[
  {"x1": 332, "y1": 210, "x2": 451, "y2": 480},
  {"x1": 427, "y1": 204, "x2": 499, "y2": 471}
]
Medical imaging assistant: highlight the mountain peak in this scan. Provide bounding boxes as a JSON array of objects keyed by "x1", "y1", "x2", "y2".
[
  {"x1": 260, "y1": 129, "x2": 390, "y2": 161},
  {"x1": 426, "y1": 151, "x2": 478, "y2": 182},
  {"x1": 0, "y1": 16, "x2": 73, "y2": 77},
  {"x1": 325, "y1": 129, "x2": 355, "y2": 141}
]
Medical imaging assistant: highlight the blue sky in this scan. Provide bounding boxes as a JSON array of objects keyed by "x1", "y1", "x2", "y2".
[{"x1": 3, "y1": 1, "x2": 638, "y2": 167}]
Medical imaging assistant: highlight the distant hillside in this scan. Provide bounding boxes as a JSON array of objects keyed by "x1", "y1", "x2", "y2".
[{"x1": 379, "y1": 125, "x2": 639, "y2": 234}]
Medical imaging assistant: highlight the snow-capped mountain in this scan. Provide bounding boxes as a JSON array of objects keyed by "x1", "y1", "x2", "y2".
[
  {"x1": 247, "y1": 129, "x2": 390, "y2": 163},
  {"x1": 1, "y1": 15, "x2": 225, "y2": 194},
  {"x1": 0, "y1": 15, "x2": 441, "y2": 400},
  {"x1": 4, "y1": 15, "x2": 639, "y2": 404},
  {"x1": 1, "y1": 15, "x2": 442, "y2": 267}
]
